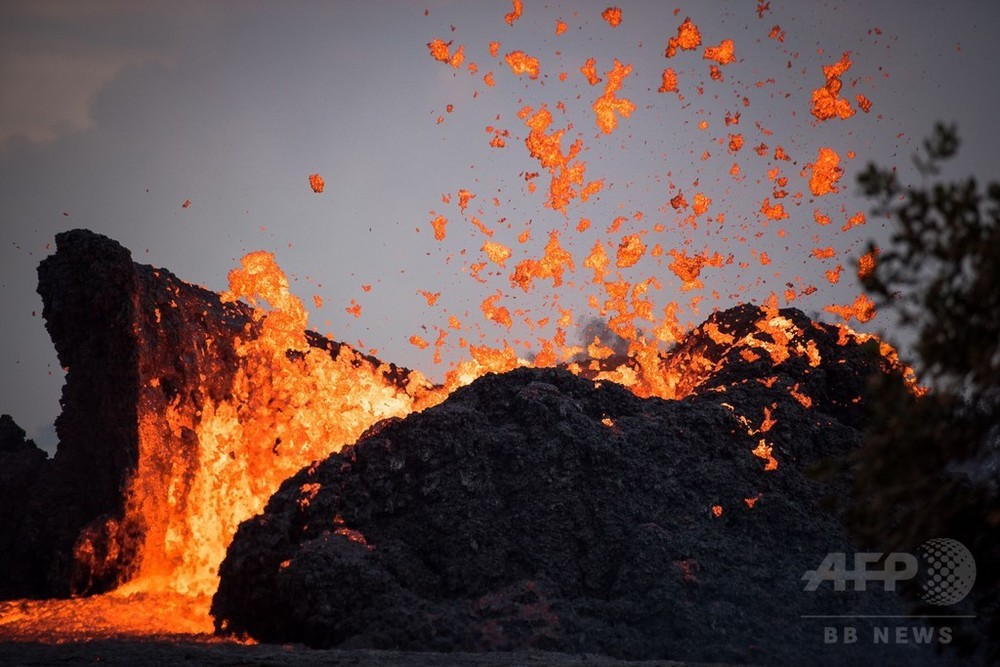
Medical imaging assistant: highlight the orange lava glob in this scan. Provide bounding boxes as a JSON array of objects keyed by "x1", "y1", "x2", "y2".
[
  {"x1": 522, "y1": 105, "x2": 602, "y2": 213},
  {"x1": 592, "y1": 59, "x2": 636, "y2": 134},
  {"x1": 505, "y1": 50, "x2": 540, "y2": 79},
  {"x1": 482, "y1": 241, "x2": 513, "y2": 267},
  {"x1": 760, "y1": 198, "x2": 788, "y2": 220},
  {"x1": 811, "y1": 52, "x2": 855, "y2": 121},
  {"x1": 581, "y1": 57, "x2": 601, "y2": 86},
  {"x1": 504, "y1": 0, "x2": 523, "y2": 26},
  {"x1": 658, "y1": 68, "x2": 679, "y2": 93},
  {"x1": 430, "y1": 214, "x2": 448, "y2": 241},
  {"x1": 427, "y1": 38, "x2": 465, "y2": 68},
  {"x1": 824, "y1": 293, "x2": 876, "y2": 323},
  {"x1": 666, "y1": 17, "x2": 702, "y2": 58},
  {"x1": 857, "y1": 246, "x2": 879, "y2": 281},
  {"x1": 703, "y1": 39, "x2": 736, "y2": 65},
  {"x1": 752, "y1": 440, "x2": 779, "y2": 471},
  {"x1": 615, "y1": 235, "x2": 646, "y2": 268},
  {"x1": 602, "y1": 7, "x2": 623, "y2": 28},
  {"x1": 808, "y1": 147, "x2": 842, "y2": 196},
  {"x1": 308, "y1": 173, "x2": 325, "y2": 193},
  {"x1": 668, "y1": 248, "x2": 725, "y2": 291},
  {"x1": 427, "y1": 38, "x2": 450, "y2": 63}
]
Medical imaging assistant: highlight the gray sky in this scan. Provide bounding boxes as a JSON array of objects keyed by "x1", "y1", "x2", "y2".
[{"x1": 2, "y1": 1, "x2": 998, "y2": 452}]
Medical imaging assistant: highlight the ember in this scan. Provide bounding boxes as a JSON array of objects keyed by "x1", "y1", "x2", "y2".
[
  {"x1": 307, "y1": 173, "x2": 324, "y2": 193},
  {"x1": 657, "y1": 67, "x2": 678, "y2": 93},
  {"x1": 809, "y1": 147, "x2": 843, "y2": 196},
  {"x1": 504, "y1": 0, "x2": 522, "y2": 26},
  {"x1": 666, "y1": 17, "x2": 702, "y2": 58},
  {"x1": 504, "y1": 50, "x2": 540, "y2": 79},
  {"x1": 601, "y1": 7, "x2": 622, "y2": 28},
  {"x1": 592, "y1": 59, "x2": 635, "y2": 134},
  {"x1": 811, "y1": 52, "x2": 856, "y2": 121}
]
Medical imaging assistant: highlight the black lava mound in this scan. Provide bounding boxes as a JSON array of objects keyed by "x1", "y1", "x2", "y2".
[{"x1": 212, "y1": 329, "x2": 953, "y2": 666}]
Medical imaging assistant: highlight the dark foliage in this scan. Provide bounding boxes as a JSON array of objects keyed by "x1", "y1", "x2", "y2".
[{"x1": 848, "y1": 124, "x2": 1000, "y2": 663}]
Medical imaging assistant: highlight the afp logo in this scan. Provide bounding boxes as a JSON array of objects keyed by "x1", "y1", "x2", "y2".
[{"x1": 802, "y1": 538, "x2": 976, "y2": 605}]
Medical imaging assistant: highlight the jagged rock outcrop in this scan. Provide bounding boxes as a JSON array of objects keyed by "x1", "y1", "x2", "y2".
[
  {"x1": 211, "y1": 322, "x2": 949, "y2": 665},
  {"x1": 9, "y1": 228, "x2": 259, "y2": 596},
  {"x1": 0, "y1": 229, "x2": 426, "y2": 598}
]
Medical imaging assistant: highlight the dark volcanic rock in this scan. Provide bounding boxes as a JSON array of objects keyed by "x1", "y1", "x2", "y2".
[
  {"x1": 0, "y1": 414, "x2": 44, "y2": 455},
  {"x1": 30, "y1": 229, "x2": 148, "y2": 595},
  {"x1": 0, "y1": 415, "x2": 49, "y2": 597},
  {"x1": 211, "y1": 329, "x2": 951, "y2": 665}
]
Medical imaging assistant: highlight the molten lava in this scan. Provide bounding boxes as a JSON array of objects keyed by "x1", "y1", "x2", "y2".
[
  {"x1": 811, "y1": 52, "x2": 856, "y2": 121},
  {"x1": 809, "y1": 147, "x2": 843, "y2": 196},
  {"x1": 666, "y1": 17, "x2": 702, "y2": 58},
  {"x1": 592, "y1": 59, "x2": 636, "y2": 134},
  {"x1": 308, "y1": 173, "x2": 325, "y2": 194}
]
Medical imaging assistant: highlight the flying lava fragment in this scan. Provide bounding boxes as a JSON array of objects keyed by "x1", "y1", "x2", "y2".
[
  {"x1": 824, "y1": 293, "x2": 876, "y2": 323},
  {"x1": 810, "y1": 52, "x2": 855, "y2": 121},
  {"x1": 808, "y1": 147, "x2": 843, "y2": 196},
  {"x1": 504, "y1": 0, "x2": 523, "y2": 26},
  {"x1": 602, "y1": 7, "x2": 622, "y2": 28},
  {"x1": 616, "y1": 235, "x2": 646, "y2": 268},
  {"x1": 666, "y1": 17, "x2": 701, "y2": 58},
  {"x1": 427, "y1": 38, "x2": 464, "y2": 68},
  {"x1": 703, "y1": 39, "x2": 736, "y2": 65},
  {"x1": 427, "y1": 38, "x2": 450, "y2": 63},
  {"x1": 430, "y1": 214, "x2": 448, "y2": 241},
  {"x1": 308, "y1": 173, "x2": 325, "y2": 193},
  {"x1": 506, "y1": 50, "x2": 541, "y2": 79},
  {"x1": 593, "y1": 59, "x2": 636, "y2": 134},
  {"x1": 668, "y1": 248, "x2": 725, "y2": 291},
  {"x1": 581, "y1": 57, "x2": 602, "y2": 86},
  {"x1": 658, "y1": 68, "x2": 679, "y2": 93}
]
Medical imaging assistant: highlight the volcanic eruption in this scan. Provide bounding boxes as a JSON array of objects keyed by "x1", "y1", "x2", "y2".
[
  {"x1": 0, "y1": 228, "x2": 946, "y2": 666},
  {"x1": 0, "y1": 2, "x2": 982, "y2": 664}
]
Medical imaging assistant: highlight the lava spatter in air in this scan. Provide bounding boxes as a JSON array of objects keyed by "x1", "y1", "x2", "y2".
[
  {"x1": 602, "y1": 7, "x2": 622, "y2": 28},
  {"x1": 428, "y1": 38, "x2": 465, "y2": 68},
  {"x1": 504, "y1": 0, "x2": 523, "y2": 26},
  {"x1": 824, "y1": 293, "x2": 876, "y2": 323},
  {"x1": 522, "y1": 105, "x2": 603, "y2": 213},
  {"x1": 666, "y1": 17, "x2": 702, "y2": 58},
  {"x1": 308, "y1": 173, "x2": 324, "y2": 193},
  {"x1": 592, "y1": 59, "x2": 636, "y2": 134},
  {"x1": 811, "y1": 52, "x2": 856, "y2": 121},
  {"x1": 505, "y1": 50, "x2": 540, "y2": 79},
  {"x1": 703, "y1": 39, "x2": 736, "y2": 65},
  {"x1": 809, "y1": 147, "x2": 843, "y2": 196}
]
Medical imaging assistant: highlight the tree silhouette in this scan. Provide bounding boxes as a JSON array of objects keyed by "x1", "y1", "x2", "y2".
[{"x1": 847, "y1": 123, "x2": 999, "y2": 661}]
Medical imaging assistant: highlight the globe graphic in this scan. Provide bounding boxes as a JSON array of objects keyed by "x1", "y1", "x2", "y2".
[{"x1": 917, "y1": 538, "x2": 976, "y2": 606}]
